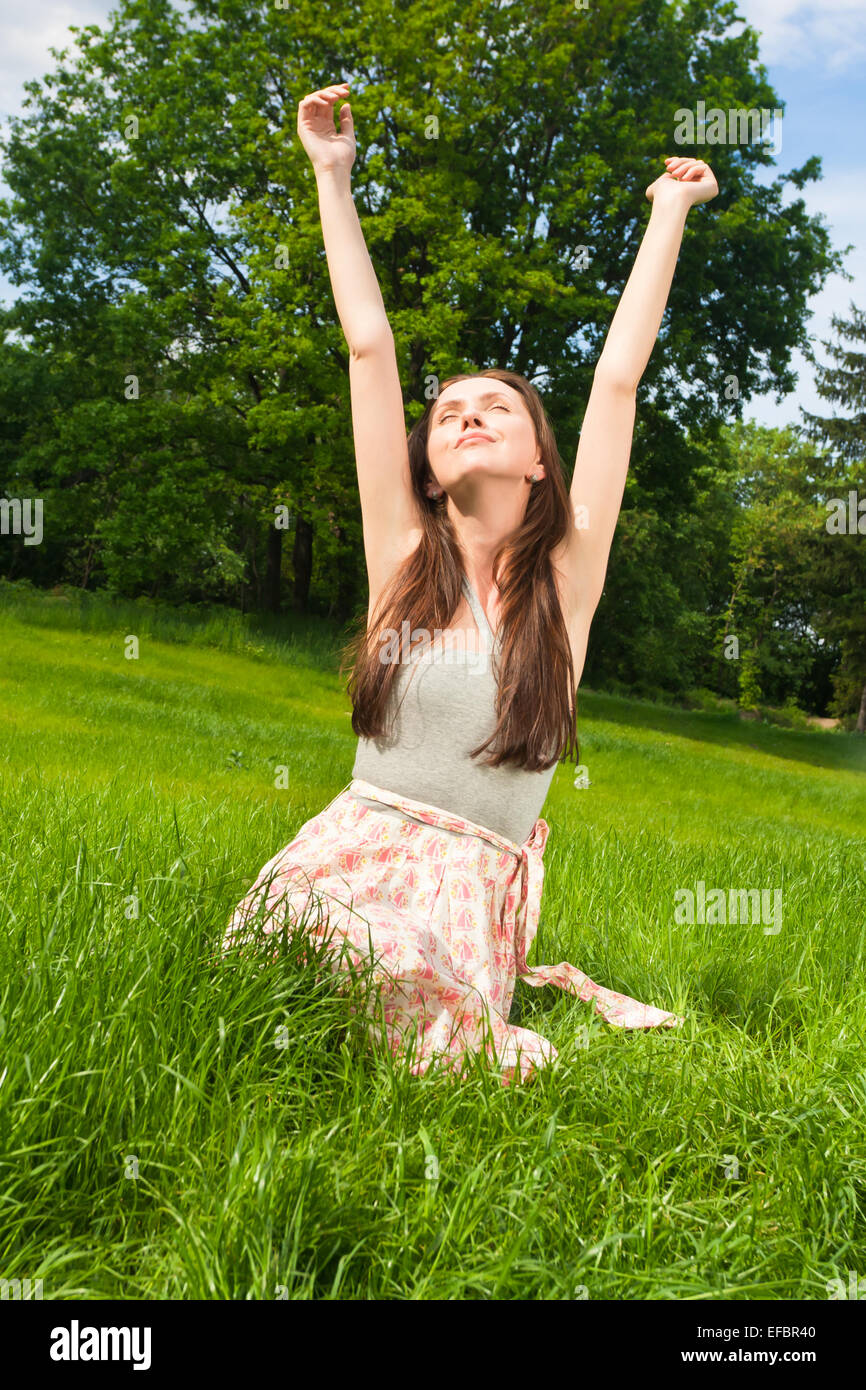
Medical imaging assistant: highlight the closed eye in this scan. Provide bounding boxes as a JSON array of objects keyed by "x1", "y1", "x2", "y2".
[{"x1": 439, "y1": 404, "x2": 510, "y2": 422}]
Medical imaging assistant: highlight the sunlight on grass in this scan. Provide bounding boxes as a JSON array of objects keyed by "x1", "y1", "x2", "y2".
[{"x1": 2, "y1": 592, "x2": 865, "y2": 1300}]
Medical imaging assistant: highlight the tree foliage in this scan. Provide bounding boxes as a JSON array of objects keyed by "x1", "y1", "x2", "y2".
[{"x1": 0, "y1": 0, "x2": 857, "y2": 716}]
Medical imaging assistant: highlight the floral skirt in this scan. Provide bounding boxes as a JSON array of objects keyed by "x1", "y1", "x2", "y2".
[{"x1": 223, "y1": 777, "x2": 684, "y2": 1086}]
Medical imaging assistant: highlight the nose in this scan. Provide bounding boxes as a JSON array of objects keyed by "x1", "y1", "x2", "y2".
[{"x1": 462, "y1": 409, "x2": 484, "y2": 427}]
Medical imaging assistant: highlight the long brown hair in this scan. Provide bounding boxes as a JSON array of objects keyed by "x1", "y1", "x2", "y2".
[{"x1": 339, "y1": 368, "x2": 579, "y2": 772}]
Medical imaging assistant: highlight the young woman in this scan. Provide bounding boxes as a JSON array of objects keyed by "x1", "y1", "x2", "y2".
[{"x1": 224, "y1": 81, "x2": 718, "y2": 1085}]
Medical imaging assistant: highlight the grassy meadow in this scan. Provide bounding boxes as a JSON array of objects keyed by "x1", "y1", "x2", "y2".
[{"x1": 1, "y1": 582, "x2": 865, "y2": 1300}]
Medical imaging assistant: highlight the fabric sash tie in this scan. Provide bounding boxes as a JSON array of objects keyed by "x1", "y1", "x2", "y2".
[{"x1": 347, "y1": 778, "x2": 684, "y2": 1031}]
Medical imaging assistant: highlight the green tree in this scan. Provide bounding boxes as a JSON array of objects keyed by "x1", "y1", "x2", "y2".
[
  {"x1": 0, "y1": 0, "x2": 845, "y2": 655},
  {"x1": 801, "y1": 302, "x2": 866, "y2": 731},
  {"x1": 719, "y1": 422, "x2": 832, "y2": 712}
]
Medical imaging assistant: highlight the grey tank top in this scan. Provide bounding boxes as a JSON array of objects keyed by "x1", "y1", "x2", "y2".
[{"x1": 351, "y1": 576, "x2": 558, "y2": 845}]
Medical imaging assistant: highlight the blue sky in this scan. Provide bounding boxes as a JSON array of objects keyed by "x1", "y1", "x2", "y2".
[{"x1": 1, "y1": 0, "x2": 864, "y2": 434}]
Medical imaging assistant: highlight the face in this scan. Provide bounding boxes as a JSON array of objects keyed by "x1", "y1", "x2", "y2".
[{"x1": 425, "y1": 379, "x2": 543, "y2": 498}]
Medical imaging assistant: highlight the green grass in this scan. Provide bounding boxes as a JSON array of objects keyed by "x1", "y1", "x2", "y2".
[{"x1": 2, "y1": 586, "x2": 865, "y2": 1300}]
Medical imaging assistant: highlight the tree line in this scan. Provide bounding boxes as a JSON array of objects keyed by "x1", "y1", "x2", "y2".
[{"x1": 0, "y1": 0, "x2": 863, "y2": 725}]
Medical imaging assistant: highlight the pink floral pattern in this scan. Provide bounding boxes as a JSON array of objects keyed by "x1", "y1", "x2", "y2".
[{"x1": 224, "y1": 777, "x2": 684, "y2": 1086}]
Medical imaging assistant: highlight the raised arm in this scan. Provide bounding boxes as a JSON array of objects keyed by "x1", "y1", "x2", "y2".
[
  {"x1": 297, "y1": 83, "x2": 420, "y2": 616},
  {"x1": 554, "y1": 156, "x2": 719, "y2": 624}
]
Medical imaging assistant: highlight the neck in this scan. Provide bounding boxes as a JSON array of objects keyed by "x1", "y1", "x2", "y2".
[{"x1": 448, "y1": 505, "x2": 519, "y2": 603}]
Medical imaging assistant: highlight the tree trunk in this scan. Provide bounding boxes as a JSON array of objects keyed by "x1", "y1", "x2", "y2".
[
  {"x1": 333, "y1": 527, "x2": 356, "y2": 620},
  {"x1": 264, "y1": 524, "x2": 282, "y2": 613},
  {"x1": 80, "y1": 539, "x2": 96, "y2": 589},
  {"x1": 248, "y1": 529, "x2": 260, "y2": 607},
  {"x1": 292, "y1": 516, "x2": 313, "y2": 612},
  {"x1": 857, "y1": 677, "x2": 866, "y2": 734}
]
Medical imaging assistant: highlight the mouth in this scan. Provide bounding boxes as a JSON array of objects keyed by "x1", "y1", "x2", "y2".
[{"x1": 457, "y1": 433, "x2": 494, "y2": 448}]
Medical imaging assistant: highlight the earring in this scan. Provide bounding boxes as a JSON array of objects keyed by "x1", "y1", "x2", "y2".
[{"x1": 530, "y1": 473, "x2": 539, "y2": 482}]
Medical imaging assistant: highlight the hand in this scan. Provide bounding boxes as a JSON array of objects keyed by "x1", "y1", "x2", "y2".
[
  {"x1": 645, "y1": 156, "x2": 719, "y2": 210},
  {"x1": 297, "y1": 82, "x2": 356, "y2": 173}
]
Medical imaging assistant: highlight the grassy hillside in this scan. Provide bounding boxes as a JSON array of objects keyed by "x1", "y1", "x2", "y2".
[{"x1": 2, "y1": 586, "x2": 865, "y2": 1299}]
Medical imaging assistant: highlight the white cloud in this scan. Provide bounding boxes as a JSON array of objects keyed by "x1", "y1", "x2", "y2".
[
  {"x1": 0, "y1": 2, "x2": 116, "y2": 121},
  {"x1": 734, "y1": 1, "x2": 866, "y2": 72}
]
